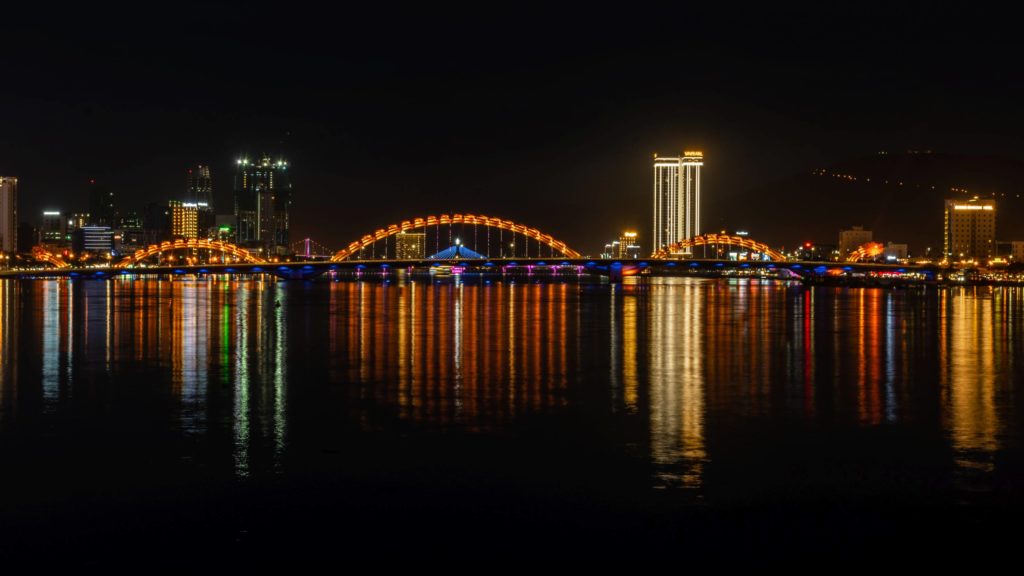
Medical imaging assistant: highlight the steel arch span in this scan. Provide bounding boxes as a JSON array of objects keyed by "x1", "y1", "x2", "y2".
[
  {"x1": 115, "y1": 239, "x2": 265, "y2": 268},
  {"x1": 653, "y1": 234, "x2": 786, "y2": 261},
  {"x1": 330, "y1": 213, "x2": 582, "y2": 261}
]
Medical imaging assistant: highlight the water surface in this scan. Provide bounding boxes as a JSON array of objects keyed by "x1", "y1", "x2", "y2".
[{"x1": 1, "y1": 277, "x2": 1021, "y2": 564}]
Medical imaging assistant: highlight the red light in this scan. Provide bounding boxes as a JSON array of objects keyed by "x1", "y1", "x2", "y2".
[
  {"x1": 804, "y1": 242, "x2": 813, "y2": 248},
  {"x1": 89, "y1": 178, "x2": 96, "y2": 184}
]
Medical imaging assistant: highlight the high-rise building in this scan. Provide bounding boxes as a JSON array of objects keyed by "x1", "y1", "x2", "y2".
[
  {"x1": 169, "y1": 200, "x2": 199, "y2": 239},
  {"x1": 71, "y1": 226, "x2": 113, "y2": 255},
  {"x1": 944, "y1": 197, "x2": 996, "y2": 262},
  {"x1": 41, "y1": 211, "x2": 67, "y2": 246},
  {"x1": 652, "y1": 151, "x2": 703, "y2": 253},
  {"x1": 395, "y1": 231, "x2": 426, "y2": 260},
  {"x1": 187, "y1": 165, "x2": 215, "y2": 238},
  {"x1": 0, "y1": 177, "x2": 16, "y2": 253},
  {"x1": 838, "y1": 226, "x2": 873, "y2": 257},
  {"x1": 87, "y1": 179, "x2": 116, "y2": 226},
  {"x1": 618, "y1": 231, "x2": 640, "y2": 259},
  {"x1": 234, "y1": 155, "x2": 292, "y2": 253}
]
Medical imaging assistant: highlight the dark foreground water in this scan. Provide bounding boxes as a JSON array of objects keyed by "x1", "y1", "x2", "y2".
[{"x1": 1, "y1": 277, "x2": 1023, "y2": 566}]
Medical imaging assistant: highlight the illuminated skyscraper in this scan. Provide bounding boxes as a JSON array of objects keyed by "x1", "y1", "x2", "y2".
[
  {"x1": 0, "y1": 177, "x2": 16, "y2": 253},
  {"x1": 169, "y1": 200, "x2": 199, "y2": 239},
  {"x1": 618, "y1": 231, "x2": 640, "y2": 259},
  {"x1": 653, "y1": 151, "x2": 703, "y2": 253},
  {"x1": 234, "y1": 155, "x2": 292, "y2": 253},
  {"x1": 187, "y1": 165, "x2": 215, "y2": 238},
  {"x1": 944, "y1": 197, "x2": 995, "y2": 261}
]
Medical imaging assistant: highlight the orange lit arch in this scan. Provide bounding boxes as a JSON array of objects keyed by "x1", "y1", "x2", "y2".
[
  {"x1": 31, "y1": 247, "x2": 71, "y2": 268},
  {"x1": 847, "y1": 242, "x2": 885, "y2": 263},
  {"x1": 330, "y1": 213, "x2": 582, "y2": 261},
  {"x1": 653, "y1": 234, "x2": 786, "y2": 261},
  {"x1": 115, "y1": 239, "x2": 264, "y2": 268}
]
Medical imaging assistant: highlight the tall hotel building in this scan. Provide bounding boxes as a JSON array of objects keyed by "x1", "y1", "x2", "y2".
[
  {"x1": 653, "y1": 151, "x2": 703, "y2": 253},
  {"x1": 944, "y1": 196, "x2": 996, "y2": 261}
]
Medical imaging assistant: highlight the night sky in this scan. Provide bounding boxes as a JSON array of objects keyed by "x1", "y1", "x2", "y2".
[{"x1": 3, "y1": 4, "x2": 1022, "y2": 254}]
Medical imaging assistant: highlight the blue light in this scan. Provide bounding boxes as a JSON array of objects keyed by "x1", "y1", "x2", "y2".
[
  {"x1": 302, "y1": 265, "x2": 314, "y2": 270},
  {"x1": 225, "y1": 268, "x2": 236, "y2": 273},
  {"x1": 897, "y1": 268, "x2": 906, "y2": 273},
  {"x1": 842, "y1": 266, "x2": 852, "y2": 272},
  {"x1": 252, "y1": 267, "x2": 264, "y2": 272},
  {"x1": 814, "y1": 266, "x2": 827, "y2": 274},
  {"x1": 666, "y1": 262, "x2": 677, "y2": 267},
  {"x1": 278, "y1": 266, "x2": 291, "y2": 271},
  {"x1": 740, "y1": 263, "x2": 750, "y2": 268},
  {"x1": 356, "y1": 264, "x2": 367, "y2": 269},
  {"x1": 715, "y1": 263, "x2": 724, "y2": 267},
  {"x1": 791, "y1": 264, "x2": 802, "y2": 269},
  {"x1": 585, "y1": 261, "x2": 596, "y2": 267},
  {"x1": 174, "y1": 269, "x2": 185, "y2": 274},
  {"x1": 485, "y1": 262, "x2": 495, "y2": 267},
  {"x1": 560, "y1": 261, "x2": 570, "y2": 266},
  {"x1": 689, "y1": 262, "x2": 699, "y2": 267},
  {"x1": 536, "y1": 261, "x2": 546, "y2": 266},
  {"x1": 199, "y1": 268, "x2": 209, "y2": 274}
]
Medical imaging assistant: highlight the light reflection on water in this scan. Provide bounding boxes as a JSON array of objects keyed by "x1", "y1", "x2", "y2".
[{"x1": 0, "y1": 277, "x2": 1021, "y2": 497}]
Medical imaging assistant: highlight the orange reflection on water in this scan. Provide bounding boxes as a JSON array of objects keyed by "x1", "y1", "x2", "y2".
[
  {"x1": 940, "y1": 287, "x2": 1000, "y2": 485},
  {"x1": 327, "y1": 281, "x2": 572, "y2": 432},
  {"x1": 647, "y1": 279, "x2": 706, "y2": 489}
]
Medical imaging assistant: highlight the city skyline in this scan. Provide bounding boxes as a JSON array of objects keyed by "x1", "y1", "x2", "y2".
[
  {"x1": 4, "y1": 6, "x2": 1024, "y2": 254},
  {"x1": 5, "y1": 5, "x2": 1024, "y2": 566}
]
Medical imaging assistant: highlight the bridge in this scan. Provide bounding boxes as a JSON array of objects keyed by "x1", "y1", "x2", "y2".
[{"x1": 1, "y1": 215, "x2": 942, "y2": 284}]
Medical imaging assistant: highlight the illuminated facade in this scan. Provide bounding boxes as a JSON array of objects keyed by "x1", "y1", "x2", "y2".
[
  {"x1": 395, "y1": 232, "x2": 426, "y2": 260},
  {"x1": 41, "y1": 211, "x2": 67, "y2": 246},
  {"x1": 653, "y1": 151, "x2": 702, "y2": 252},
  {"x1": 944, "y1": 197, "x2": 995, "y2": 261},
  {"x1": 169, "y1": 200, "x2": 199, "y2": 240},
  {"x1": 71, "y1": 225, "x2": 113, "y2": 254},
  {"x1": 838, "y1": 226, "x2": 872, "y2": 257},
  {"x1": 234, "y1": 155, "x2": 292, "y2": 253},
  {"x1": 0, "y1": 177, "x2": 16, "y2": 253},
  {"x1": 618, "y1": 231, "x2": 640, "y2": 259}
]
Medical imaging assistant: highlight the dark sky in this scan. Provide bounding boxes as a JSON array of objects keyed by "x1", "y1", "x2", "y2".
[{"x1": 3, "y1": 4, "x2": 1022, "y2": 254}]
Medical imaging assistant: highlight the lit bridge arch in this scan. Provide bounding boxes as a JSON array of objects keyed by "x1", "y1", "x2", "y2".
[
  {"x1": 653, "y1": 233, "x2": 786, "y2": 261},
  {"x1": 31, "y1": 247, "x2": 71, "y2": 268},
  {"x1": 331, "y1": 213, "x2": 582, "y2": 261},
  {"x1": 115, "y1": 239, "x2": 265, "y2": 268},
  {"x1": 847, "y1": 242, "x2": 884, "y2": 263}
]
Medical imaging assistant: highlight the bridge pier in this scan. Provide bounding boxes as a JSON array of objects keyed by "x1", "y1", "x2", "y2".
[{"x1": 609, "y1": 262, "x2": 623, "y2": 283}]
